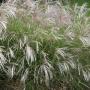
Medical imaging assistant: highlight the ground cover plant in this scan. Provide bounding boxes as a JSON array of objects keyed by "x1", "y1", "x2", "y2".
[{"x1": 0, "y1": 0, "x2": 90, "y2": 90}]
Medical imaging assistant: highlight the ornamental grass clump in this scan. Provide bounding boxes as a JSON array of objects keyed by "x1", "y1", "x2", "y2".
[{"x1": 0, "y1": 0, "x2": 90, "y2": 90}]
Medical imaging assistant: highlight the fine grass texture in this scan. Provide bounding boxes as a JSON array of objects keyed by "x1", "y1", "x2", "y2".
[{"x1": 0, "y1": 0, "x2": 90, "y2": 90}]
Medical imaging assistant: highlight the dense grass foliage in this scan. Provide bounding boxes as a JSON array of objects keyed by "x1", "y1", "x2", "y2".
[
  {"x1": 0, "y1": 0, "x2": 90, "y2": 90},
  {"x1": 69, "y1": 0, "x2": 90, "y2": 6}
]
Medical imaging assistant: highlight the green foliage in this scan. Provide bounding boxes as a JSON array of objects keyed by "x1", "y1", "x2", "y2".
[{"x1": 0, "y1": 1, "x2": 90, "y2": 90}]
